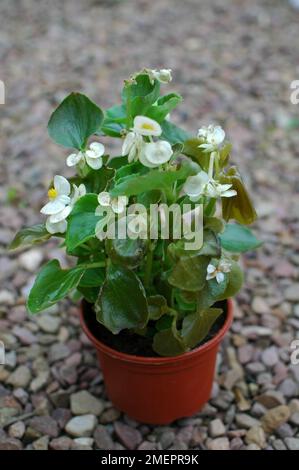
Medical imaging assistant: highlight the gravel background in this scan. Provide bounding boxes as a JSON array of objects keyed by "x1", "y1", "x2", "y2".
[{"x1": 1, "y1": 0, "x2": 299, "y2": 450}]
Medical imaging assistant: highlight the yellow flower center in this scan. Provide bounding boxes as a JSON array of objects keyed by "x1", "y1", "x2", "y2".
[
  {"x1": 48, "y1": 188, "x2": 58, "y2": 200},
  {"x1": 141, "y1": 123, "x2": 155, "y2": 131}
]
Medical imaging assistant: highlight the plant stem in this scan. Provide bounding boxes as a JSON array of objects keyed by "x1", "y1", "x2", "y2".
[
  {"x1": 78, "y1": 261, "x2": 106, "y2": 270},
  {"x1": 208, "y1": 151, "x2": 216, "y2": 179},
  {"x1": 205, "y1": 198, "x2": 216, "y2": 216},
  {"x1": 144, "y1": 242, "x2": 153, "y2": 288}
]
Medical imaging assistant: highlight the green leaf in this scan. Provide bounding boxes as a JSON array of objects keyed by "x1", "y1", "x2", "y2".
[
  {"x1": 123, "y1": 74, "x2": 160, "y2": 119},
  {"x1": 110, "y1": 164, "x2": 195, "y2": 198},
  {"x1": 9, "y1": 224, "x2": 51, "y2": 250},
  {"x1": 101, "y1": 104, "x2": 127, "y2": 137},
  {"x1": 219, "y1": 223, "x2": 262, "y2": 253},
  {"x1": 219, "y1": 142, "x2": 232, "y2": 168},
  {"x1": 220, "y1": 167, "x2": 257, "y2": 225},
  {"x1": 84, "y1": 167, "x2": 115, "y2": 194},
  {"x1": 175, "y1": 290, "x2": 196, "y2": 312},
  {"x1": 197, "y1": 275, "x2": 229, "y2": 311},
  {"x1": 66, "y1": 194, "x2": 99, "y2": 251},
  {"x1": 27, "y1": 260, "x2": 85, "y2": 313},
  {"x1": 147, "y1": 93, "x2": 183, "y2": 122},
  {"x1": 168, "y1": 229, "x2": 220, "y2": 259},
  {"x1": 78, "y1": 286, "x2": 100, "y2": 303},
  {"x1": 217, "y1": 261, "x2": 244, "y2": 299},
  {"x1": 161, "y1": 120, "x2": 191, "y2": 145},
  {"x1": 114, "y1": 161, "x2": 145, "y2": 181},
  {"x1": 153, "y1": 316, "x2": 186, "y2": 356},
  {"x1": 183, "y1": 138, "x2": 210, "y2": 171},
  {"x1": 148, "y1": 295, "x2": 169, "y2": 320},
  {"x1": 95, "y1": 265, "x2": 149, "y2": 334},
  {"x1": 105, "y1": 238, "x2": 147, "y2": 268},
  {"x1": 48, "y1": 93, "x2": 104, "y2": 149},
  {"x1": 78, "y1": 268, "x2": 105, "y2": 287},
  {"x1": 182, "y1": 308, "x2": 223, "y2": 349},
  {"x1": 107, "y1": 156, "x2": 129, "y2": 170},
  {"x1": 204, "y1": 216, "x2": 225, "y2": 234},
  {"x1": 155, "y1": 314, "x2": 173, "y2": 331},
  {"x1": 168, "y1": 256, "x2": 210, "y2": 292},
  {"x1": 137, "y1": 189, "x2": 161, "y2": 208}
]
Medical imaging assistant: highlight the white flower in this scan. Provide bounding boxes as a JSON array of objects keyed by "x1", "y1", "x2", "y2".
[
  {"x1": 198, "y1": 125, "x2": 225, "y2": 152},
  {"x1": 139, "y1": 141, "x2": 173, "y2": 168},
  {"x1": 183, "y1": 171, "x2": 236, "y2": 201},
  {"x1": 70, "y1": 183, "x2": 86, "y2": 207},
  {"x1": 45, "y1": 183, "x2": 86, "y2": 234},
  {"x1": 85, "y1": 142, "x2": 105, "y2": 169},
  {"x1": 151, "y1": 68, "x2": 172, "y2": 84},
  {"x1": 41, "y1": 176, "x2": 86, "y2": 234},
  {"x1": 97, "y1": 192, "x2": 128, "y2": 215},
  {"x1": 133, "y1": 116, "x2": 162, "y2": 137},
  {"x1": 206, "y1": 260, "x2": 231, "y2": 284},
  {"x1": 45, "y1": 217, "x2": 68, "y2": 235},
  {"x1": 66, "y1": 151, "x2": 84, "y2": 168},
  {"x1": 183, "y1": 171, "x2": 210, "y2": 202},
  {"x1": 66, "y1": 141, "x2": 105, "y2": 170},
  {"x1": 205, "y1": 181, "x2": 237, "y2": 199},
  {"x1": 40, "y1": 175, "x2": 71, "y2": 215},
  {"x1": 122, "y1": 131, "x2": 144, "y2": 163}
]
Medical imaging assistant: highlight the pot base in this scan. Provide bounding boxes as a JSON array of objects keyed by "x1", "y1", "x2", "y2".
[{"x1": 80, "y1": 299, "x2": 233, "y2": 424}]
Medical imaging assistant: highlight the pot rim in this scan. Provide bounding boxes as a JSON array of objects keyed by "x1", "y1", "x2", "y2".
[{"x1": 80, "y1": 298, "x2": 233, "y2": 365}]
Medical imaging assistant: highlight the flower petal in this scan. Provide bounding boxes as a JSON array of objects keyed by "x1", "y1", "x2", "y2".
[
  {"x1": 133, "y1": 116, "x2": 162, "y2": 137},
  {"x1": 49, "y1": 205, "x2": 72, "y2": 223},
  {"x1": 183, "y1": 171, "x2": 209, "y2": 198},
  {"x1": 85, "y1": 155, "x2": 103, "y2": 169},
  {"x1": 98, "y1": 191, "x2": 111, "y2": 206},
  {"x1": 54, "y1": 175, "x2": 71, "y2": 196},
  {"x1": 222, "y1": 189, "x2": 237, "y2": 198},
  {"x1": 219, "y1": 260, "x2": 231, "y2": 273},
  {"x1": 139, "y1": 146, "x2": 157, "y2": 168},
  {"x1": 66, "y1": 152, "x2": 82, "y2": 167},
  {"x1": 216, "y1": 272, "x2": 225, "y2": 283},
  {"x1": 89, "y1": 142, "x2": 105, "y2": 157},
  {"x1": 122, "y1": 132, "x2": 135, "y2": 156},
  {"x1": 207, "y1": 264, "x2": 216, "y2": 274},
  {"x1": 144, "y1": 141, "x2": 173, "y2": 165},
  {"x1": 111, "y1": 196, "x2": 128, "y2": 214},
  {"x1": 57, "y1": 194, "x2": 71, "y2": 205},
  {"x1": 210, "y1": 126, "x2": 225, "y2": 145},
  {"x1": 153, "y1": 69, "x2": 172, "y2": 84},
  {"x1": 46, "y1": 218, "x2": 67, "y2": 234},
  {"x1": 40, "y1": 199, "x2": 66, "y2": 215},
  {"x1": 78, "y1": 184, "x2": 86, "y2": 196}
]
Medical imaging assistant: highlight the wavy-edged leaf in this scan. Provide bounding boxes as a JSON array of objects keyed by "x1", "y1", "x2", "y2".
[
  {"x1": 110, "y1": 164, "x2": 195, "y2": 198},
  {"x1": 168, "y1": 255, "x2": 209, "y2": 292},
  {"x1": 27, "y1": 260, "x2": 85, "y2": 313},
  {"x1": 95, "y1": 265, "x2": 148, "y2": 334},
  {"x1": 66, "y1": 194, "x2": 99, "y2": 250},
  {"x1": 153, "y1": 316, "x2": 186, "y2": 356},
  {"x1": 219, "y1": 223, "x2": 262, "y2": 253},
  {"x1": 182, "y1": 307, "x2": 223, "y2": 349},
  {"x1": 105, "y1": 238, "x2": 146, "y2": 268},
  {"x1": 161, "y1": 120, "x2": 191, "y2": 145},
  {"x1": 148, "y1": 295, "x2": 169, "y2": 321},
  {"x1": 48, "y1": 93, "x2": 104, "y2": 149},
  {"x1": 9, "y1": 224, "x2": 50, "y2": 250},
  {"x1": 147, "y1": 93, "x2": 182, "y2": 122}
]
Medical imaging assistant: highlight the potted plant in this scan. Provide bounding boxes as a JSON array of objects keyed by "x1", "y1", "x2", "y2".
[{"x1": 10, "y1": 69, "x2": 261, "y2": 424}]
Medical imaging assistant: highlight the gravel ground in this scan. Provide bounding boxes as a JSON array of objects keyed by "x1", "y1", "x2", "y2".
[{"x1": 1, "y1": 0, "x2": 299, "y2": 450}]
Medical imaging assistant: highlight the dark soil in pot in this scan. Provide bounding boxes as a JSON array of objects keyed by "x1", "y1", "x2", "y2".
[{"x1": 82, "y1": 300, "x2": 228, "y2": 358}]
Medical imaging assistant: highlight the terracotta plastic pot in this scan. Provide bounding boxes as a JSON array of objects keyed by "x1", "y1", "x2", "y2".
[{"x1": 80, "y1": 299, "x2": 233, "y2": 425}]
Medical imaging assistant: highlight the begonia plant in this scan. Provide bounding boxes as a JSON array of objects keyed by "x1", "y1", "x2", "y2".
[{"x1": 10, "y1": 68, "x2": 261, "y2": 356}]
